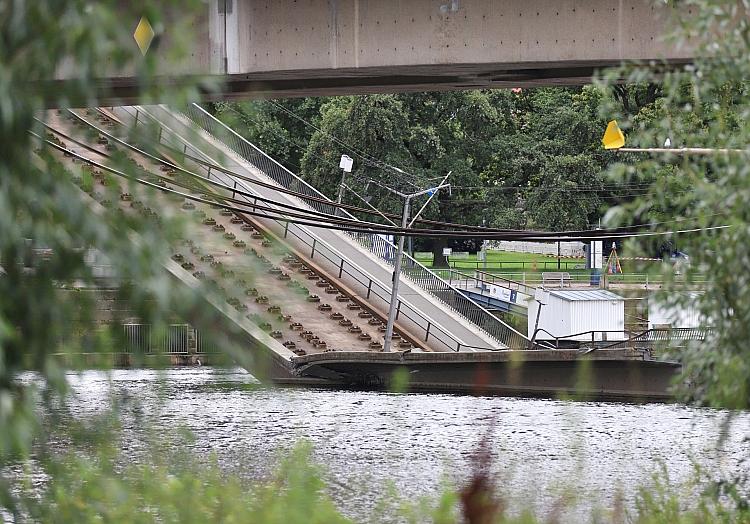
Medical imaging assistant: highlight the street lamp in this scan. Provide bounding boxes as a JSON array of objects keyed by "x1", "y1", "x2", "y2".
[{"x1": 336, "y1": 154, "x2": 354, "y2": 216}]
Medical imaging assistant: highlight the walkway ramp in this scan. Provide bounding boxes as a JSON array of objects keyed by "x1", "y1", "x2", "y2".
[
  {"x1": 113, "y1": 104, "x2": 528, "y2": 351},
  {"x1": 437, "y1": 269, "x2": 534, "y2": 316}
]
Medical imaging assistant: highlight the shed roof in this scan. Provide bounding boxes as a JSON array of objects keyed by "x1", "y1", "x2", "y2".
[{"x1": 548, "y1": 289, "x2": 624, "y2": 302}]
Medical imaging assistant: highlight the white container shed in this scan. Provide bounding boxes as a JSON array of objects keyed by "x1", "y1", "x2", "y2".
[{"x1": 528, "y1": 289, "x2": 626, "y2": 342}]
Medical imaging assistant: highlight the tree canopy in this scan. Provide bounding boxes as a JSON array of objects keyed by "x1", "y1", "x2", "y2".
[{"x1": 215, "y1": 85, "x2": 653, "y2": 236}]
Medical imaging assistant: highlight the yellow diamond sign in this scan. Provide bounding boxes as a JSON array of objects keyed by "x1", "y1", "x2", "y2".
[
  {"x1": 602, "y1": 120, "x2": 626, "y2": 150},
  {"x1": 133, "y1": 16, "x2": 155, "y2": 56}
]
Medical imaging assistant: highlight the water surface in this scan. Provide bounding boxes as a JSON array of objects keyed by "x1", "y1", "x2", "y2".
[{"x1": 62, "y1": 367, "x2": 750, "y2": 521}]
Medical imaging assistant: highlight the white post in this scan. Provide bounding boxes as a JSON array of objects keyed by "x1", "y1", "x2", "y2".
[
  {"x1": 335, "y1": 169, "x2": 347, "y2": 215},
  {"x1": 383, "y1": 198, "x2": 410, "y2": 353},
  {"x1": 336, "y1": 154, "x2": 353, "y2": 216}
]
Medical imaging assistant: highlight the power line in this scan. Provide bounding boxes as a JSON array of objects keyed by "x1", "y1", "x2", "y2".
[
  {"x1": 35, "y1": 127, "x2": 731, "y2": 242},
  {"x1": 217, "y1": 103, "x2": 676, "y2": 205},
  {"x1": 62, "y1": 110, "x2": 727, "y2": 238},
  {"x1": 264, "y1": 99, "x2": 422, "y2": 189}
]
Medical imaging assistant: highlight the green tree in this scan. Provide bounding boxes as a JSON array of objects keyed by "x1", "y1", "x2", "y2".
[
  {"x1": 213, "y1": 98, "x2": 324, "y2": 172},
  {"x1": 0, "y1": 2, "x2": 349, "y2": 522},
  {"x1": 600, "y1": 1, "x2": 750, "y2": 409},
  {"x1": 219, "y1": 87, "x2": 628, "y2": 261}
]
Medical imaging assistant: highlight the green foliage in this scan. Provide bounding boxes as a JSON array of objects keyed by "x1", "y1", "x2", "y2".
[
  {"x1": 217, "y1": 87, "x2": 620, "y2": 242},
  {"x1": 2, "y1": 0, "x2": 750, "y2": 522},
  {"x1": 598, "y1": 0, "x2": 750, "y2": 409},
  {"x1": 17, "y1": 424, "x2": 350, "y2": 524},
  {"x1": 0, "y1": 0, "x2": 257, "y2": 519},
  {"x1": 632, "y1": 463, "x2": 750, "y2": 524}
]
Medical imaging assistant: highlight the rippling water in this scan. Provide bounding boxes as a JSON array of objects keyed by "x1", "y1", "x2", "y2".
[{"x1": 59, "y1": 367, "x2": 750, "y2": 522}]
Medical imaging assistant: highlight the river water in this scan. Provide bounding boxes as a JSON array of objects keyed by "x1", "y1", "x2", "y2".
[{"x1": 60, "y1": 367, "x2": 750, "y2": 522}]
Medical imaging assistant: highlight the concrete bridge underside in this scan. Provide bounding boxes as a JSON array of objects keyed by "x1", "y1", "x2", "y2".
[{"x1": 65, "y1": 0, "x2": 694, "y2": 102}]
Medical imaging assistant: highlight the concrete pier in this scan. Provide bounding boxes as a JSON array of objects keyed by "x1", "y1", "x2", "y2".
[{"x1": 289, "y1": 349, "x2": 681, "y2": 401}]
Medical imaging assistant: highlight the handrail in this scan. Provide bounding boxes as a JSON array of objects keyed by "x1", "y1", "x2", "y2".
[
  {"x1": 109, "y1": 106, "x2": 492, "y2": 352},
  {"x1": 460, "y1": 271, "x2": 709, "y2": 287},
  {"x1": 427, "y1": 268, "x2": 535, "y2": 297},
  {"x1": 179, "y1": 103, "x2": 529, "y2": 348},
  {"x1": 535, "y1": 327, "x2": 711, "y2": 350},
  {"x1": 471, "y1": 269, "x2": 537, "y2": 296}
]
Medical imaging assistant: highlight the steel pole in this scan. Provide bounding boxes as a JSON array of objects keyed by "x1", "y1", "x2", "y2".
[
  {"x1": 528, "y1": 301, "x2": 544, "y2": 350},
  {"x1": 335, "y1": 169, "x2": 347, "y2": 216},
  {"x1": 383, "y1": 197, "x2": 410, "y2": 352}
]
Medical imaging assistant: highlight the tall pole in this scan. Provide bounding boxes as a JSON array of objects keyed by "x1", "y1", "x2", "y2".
[
  {"x1": 335, "y1": 169, "x2": 347, "y2": 217},
  {"x1": 378, "y1": 180, "x2": 449, "y2": 353},
  {"x1": 336, "y1": 154, "x2": 353, "y2": 217},
  {"x1": 482, "y1": 216, "x2": 488, "y2": 276},
  {"x1": 383, "y1": 197, "x2": 410, "y2": 353}
]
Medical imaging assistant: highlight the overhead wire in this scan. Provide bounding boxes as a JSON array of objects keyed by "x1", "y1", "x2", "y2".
[
  {"x1": 67, "y1": 111, "x2": 471, "y2": 230},
  {"x1": 39, "y1": 120, "x2": 401, "y2": 230},
  {"x1": 263, "y1": 99, "x2": 423, "y2": 189},
  {"x1": 32, "y1": 130, "x2": 457, "y2": 237},
  {"x1": 249, "y1": 101, "x2": 688, "y2": 203},
  {"x1": 81, "y1": 108, "x2": 695, "y2": 235},
  {"x1": 34, "y1": 125, "x2": 732, "y2": 242},
  {"x1": 88, "y1": 111, "x2": 708, "y2": 236},
  {"x1": 97, "y1": 111, "x2": 732, "y2": 237},
  {"x1": 71, "y1": 110, "x2": 651, "y2": 235}
]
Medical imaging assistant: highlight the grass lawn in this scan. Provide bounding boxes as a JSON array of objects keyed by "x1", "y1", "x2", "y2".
[{"x1": 414, "y1": 249, "x2": 662, "y2": 277}]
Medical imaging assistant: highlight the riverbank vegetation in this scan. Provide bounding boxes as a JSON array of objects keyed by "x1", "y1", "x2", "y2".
[{"x1": 2, "y1": 0, "x2": 750, "y2": 522}]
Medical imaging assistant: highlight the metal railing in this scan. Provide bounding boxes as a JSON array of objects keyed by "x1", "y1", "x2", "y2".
[
  {"x1": 595, "y1": 327, "x2": 711, "y2": 351},
  {"x1": 464, "y1": 271, "x2": 708, "y2": 288},
  {"x1": 440, "y1": 259, "x2": 585, "y2": 271},
  {"x1": 171, "y1": 104, "x2": 528, "y2": 349},
  {"x1": 428, "y1": 268, "x2": 534, "y2": 300},
  {"x1": 470, "y1": 269, "x2": 537, "y2": 296},
  {"x1": 196, "y1": 331, "x2": 216, "y2": 354},
  {"x1": 109, "y1": 106, "x2": 517, "y2": 351},
  {"x1": 123, "y1": 323, "x2": 190, "y2": 354},
  {"x1": 533, "y1": 327, "x2": 711, "y2": 350}
]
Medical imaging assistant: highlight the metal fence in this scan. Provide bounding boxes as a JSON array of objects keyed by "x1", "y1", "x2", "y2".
[
  {"x1": 429, "y1": 268, "x2": 536, "y2": 299},
  {"x1": 195, "y1": 331, "x2": 216, "y2": 354},
  {"x1": 463, "y1": 271, "x2": 708, "y2": 288},
  {"x1": 123, "y1": 324, "x2": 189, "y2": 354},
  {"x1": 441, "y1": 259, "x2": 585, "y2": 271},
  {"x1": 594, "y1": 327, "x2": 711, "y2": 351},
  {"x1": 176, "y1": 103, "x2": 527, "y2": 349},
  {"x1": 523, "y1": 327, "x2": 709, "y2": 351}
]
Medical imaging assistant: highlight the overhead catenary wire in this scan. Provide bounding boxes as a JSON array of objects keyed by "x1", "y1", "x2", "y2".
[
  {"x1": 215, "y1": 103, "x2": 692, "y2": 207},
  {"x1": 34, "y1": 127, "x2": 732, "y2": 242},
  {"x1": 32, "y1": 131, "x2": 451, "y2": 237},
  {"x1": 56, "y1": 110, "x2": 731, "y2": 240},
  {"x1": 39, "y1": 119, "x2": 406, "y2": 232},
  {"x1": 80, "y1": 108, "x2": 462, "y2": 231},
  {"x1": 66, "y1": 110, "x2": 658, "y2": 235},
  {"x1": 230, "y1": 102, "x2": 676, "y2": 197},
  {"x1": 69, "y1": 110, "x2": 492, "y2": 231}
]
